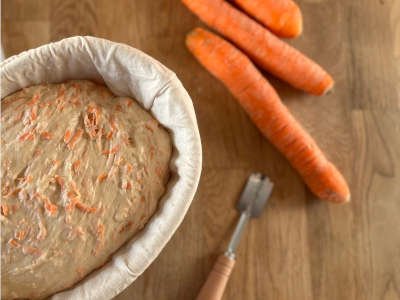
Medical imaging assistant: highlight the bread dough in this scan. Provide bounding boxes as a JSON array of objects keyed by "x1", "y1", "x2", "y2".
[{"x1": 1, "y1": 80, "x2": 172, "y2": 299}]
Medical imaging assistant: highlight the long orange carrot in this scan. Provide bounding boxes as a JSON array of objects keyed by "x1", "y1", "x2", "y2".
[
  {"x1": 231, "y1": 0, "x2": 303, "y2": 38},
  {"x1": 181, "y1": 0, "x2": 334, "y2": 95},
  {"x1": 186, "y1": 28, "x2": 349, "y2": 203}
]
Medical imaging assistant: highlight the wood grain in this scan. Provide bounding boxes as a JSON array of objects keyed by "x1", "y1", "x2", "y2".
[{"x1": 2, "y1": 0, "x2": 400, "y2": 299}]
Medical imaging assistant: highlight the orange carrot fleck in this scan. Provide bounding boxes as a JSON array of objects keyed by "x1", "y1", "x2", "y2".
[
  {"x1": 115, "y1": 104, "x2": 123, "y2": 112},
  {"x1": 77, "y1": 267, "x2": 84, "y2": 277},
  {"x1": 101, "y1": 150, "x2": 110, "y2": 155},
  {"x1": 19, "y1": 131, "x2": 34, "y2": 141},
  {"x1": 136, "y1": 178, "x2": 142, "y2": 184},
  {"x1": 97, "y1": 224, "x2": 104, "y2": 240},
  {"x1": 30, "y1": 105, "x2": 38, "y2": 121},
  {"x1": 34, "y1": 150, "x2": 42, "y2": 156},
  {"x1": 55, "y1": 175, "x2": 65, "y2": 189},
  {"x1": 10, "y1": 189, "x2": 21, "y2": 196},
  {"x1": 8, "y1": 239, "x2": 20, "y2": 248},
  {"x1": 125, "y1": 182, "x2": 132, "y2": 190},
  {"x1": 145, "y1": 124, "x2": 154, "y2": 132},
  {"x1": 73, "y1": 160, "x2": 81, "y2": 172},
  {"x1": 17, "y1": 231, "x2": 25, "y2": 240},
  {"x1": 98, "y1": 174, "x2": 107, "y2": 182},
  {"x1": 68, "y1": 129, "x2": 83, "y2": 149},
  {"x1": 23, "y1": 245, "x2": 40, "y2": 256},
  {"x1": 27, "y1": 93, "x2": 40, "y2": 105},
  {"x1": 119, "y1": 222, "x2": 133, "y2": 233},
  {"x1": 67, "y1": 191, "x2": 77, "y2": 198},
  {"x1": 64, "y1": 129, "x2": 72, "y2": 144},
  {"x1": 1, "y1": 204, "x2": 8, "y2": 216},
  {"x1": 110, "y1": 143, "x2": 121, "y2": 154},
  {"x1": 107, "y1": 132, "x2": 113, "y2": 140},
  {"x1": 75, "y1": 201, "x2": 97, "y2": 213},
  {"x1": 141, "y1": 195, "x2": 146, "y2": 203},
  {"x1": 45, "y1": 203, "x2": 57, "y2": 216},
  {"x1": 69, "y1": 181, "x2": 79, "y2": 194},
  {"x1": 126, "y1": 100, "x2": 134, "y2": 107},
  {"x1": 41, "y1": 132, "x2": 52, "y2": 140}
]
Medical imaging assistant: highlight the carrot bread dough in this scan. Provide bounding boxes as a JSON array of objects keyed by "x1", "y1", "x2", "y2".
[{"x1": 1, "y1": 80, "x2": 172, "y2": 299}]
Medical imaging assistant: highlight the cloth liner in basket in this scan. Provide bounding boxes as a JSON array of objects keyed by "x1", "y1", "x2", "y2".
[{"x1": 0, "y1": 36, "x2": 202, "y2": 299}]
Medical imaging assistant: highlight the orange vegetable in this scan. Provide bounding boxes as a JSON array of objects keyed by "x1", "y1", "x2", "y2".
[
  {"x1": 55, "y1": 175, "x2": 65, "y2": 189},
  {"x1": 19, "y1": 130, "x2": 35, "y2": 141},
  {"x1": 40, "y1": 132, "x2": 52, "y2": 140},
  {"x1": 186, "y1": 28, "x2": 349, "y2": 203},
  {"x1": 232, "y1": 0, "x2": 303, "y2": 38},
  {"x1": 45, "y1": 203, "x2": 57, "y2": 216},
  {"x1": 97, "y1": 174, "x2": 107, "y2": 182},
  {"x1": 73, "y1": 160, "x2": 81, "y2": 172},
  {"x1": 75, "y1": 201, "x2": 97, "y2": 213},
  {"x1": 181, "y1": 0, "x2": 334, "y2": 95},
  {"x1": 67, "y1": 129, "x2": 83, "y2": 149},
  {"x1": 17, "y1": 231, "x2": 25, "y2": 240},
  {"x1": 64, "y1": 129, "x2": 72, "y2": 144},
  {"x1": 1, "y1": 204, "x2": 9, "y2": 216},
  {"x1": 8, "y1": 239, "x2": 21, "y2": 248}
]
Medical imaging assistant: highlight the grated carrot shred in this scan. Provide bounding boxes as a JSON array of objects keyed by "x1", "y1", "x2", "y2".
[
  {"x1": 73, "y1": 160, "x2": 81, "y2": 172},
  {"x1": 8, "y1": 239, "x2": 20, "y2": 248},
  {"x1": 17, "y1": 231, "x2": 25, "y2": 240},
  {"x1": 45, "y1": 203, "x2": 57, "y2": 216},
  {"x1": 64, "y1": 130, "x2": 72, "y2": 144},
  {"x1": 55, "y1": 175, "x2": 65, "y2": 189},
  {"x1": 1, "y1": 204, "x2": 8, "y2": 216},
  {"x1": 68, "y1": 129, "x2": 83, "y2": 149},
  {"x1": 97, "y1": 174, "x2": 107, "y2": 182},
  {"x1": 75, "y1": 201, "x2": 97, "y2": 213},
  {"x1": 41, "y1": 132, "x2": 53, "y2": 140}
]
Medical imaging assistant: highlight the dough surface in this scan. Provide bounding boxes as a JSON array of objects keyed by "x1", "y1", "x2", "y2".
[{"x1": 1, "y1": 80, "x2": 172, "y2": 299}]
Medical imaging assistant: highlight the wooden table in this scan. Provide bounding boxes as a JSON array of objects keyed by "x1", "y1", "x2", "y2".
[{"x1": 2, "y1": 1, "x2": 400, "y2": 299}]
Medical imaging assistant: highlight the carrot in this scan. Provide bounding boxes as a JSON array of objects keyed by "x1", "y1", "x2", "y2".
[
  {"x1": 110, "y1": 143, "x2": 121, "y2": 154},
  {"x1": 45, "y1": 203, "x2": 57, "y2": 216},
  {"x1": 55, "y1": 175, "x2": 65, "y2": 189},
  {"x1": 68, "y1": 129, "x2": 83, "y2": 149},
  {"x1": 17, "y1": 231, "x2": 25, "y2": 240},
  {"x1": 75, "y1": 201, "x2": 97, "y2": 213},
  {"x1": 40, "y1": 132, "x2": 53, "y2": 140},
  {"x1": 145, "y1": 124, "x2": 154, "y2": 132},
  {"x1": 8, "y1": 239, "x2": 21, "y2": 248},
  {"x1": 64, "y1": 129, "x2": 72, "y2": 144},
  {"x1": 19, "y1": 130, "x2": 35, "y2": 141},
  {"x1": 73, "y1": 160, "x2": 81, "y2": 172},
  {"x1": 231, "y1": 0, "x2": 303, "y2": 38},
  {"x1": 1, "y1": 204, "x2": 9, "y2": 216},
  {"x1": 97, "y1": 174, "x2": 107, "y2": 182},
  {"x1": 186, "y1": 28, "x2": 349, "y2": 203},
  {"x1": 181, "y1": 0, "x2": 334, "y2": 95}
]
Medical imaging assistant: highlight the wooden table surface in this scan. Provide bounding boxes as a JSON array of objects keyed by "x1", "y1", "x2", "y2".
[{"x1": 2, "y1": 1, "x2": 400, "y2": 299}]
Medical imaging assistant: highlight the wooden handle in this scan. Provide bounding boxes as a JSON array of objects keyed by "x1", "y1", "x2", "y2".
[{"x1": 196, "y1": 254, "x2": 235, "y2": 300}]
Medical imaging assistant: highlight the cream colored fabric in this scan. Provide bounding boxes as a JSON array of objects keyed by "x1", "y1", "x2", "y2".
[{"x1": 0, "y1": 36, "x2": 202, "y2": 300}]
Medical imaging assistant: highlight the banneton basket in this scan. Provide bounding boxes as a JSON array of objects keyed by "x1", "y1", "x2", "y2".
[{"x1": 0, "y1": 36, "x2": 202, "y2": 299}]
